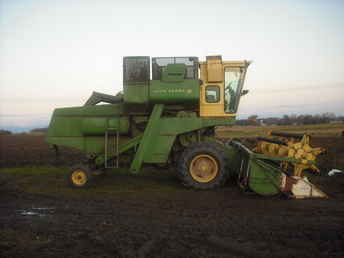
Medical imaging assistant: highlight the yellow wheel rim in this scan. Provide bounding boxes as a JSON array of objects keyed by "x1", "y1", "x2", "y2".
[
  {"x1": 71, "y1": 170, "x2": 87, "y2": 186},
  {"x1": 189, "y1": 154, "x2": 219, "y2": 183}
]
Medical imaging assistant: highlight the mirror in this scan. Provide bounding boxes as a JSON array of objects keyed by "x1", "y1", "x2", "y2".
[{"x1": 241, "y1": 89, "x2": 249, "y2": 96}]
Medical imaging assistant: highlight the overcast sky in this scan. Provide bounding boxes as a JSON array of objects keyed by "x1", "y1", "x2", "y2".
[{"x1": 1, "y1": 0, "x2": 343, "y2": 129}]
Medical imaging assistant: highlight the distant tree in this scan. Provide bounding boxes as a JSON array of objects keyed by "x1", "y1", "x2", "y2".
[
  {"x1": 0, "y1": 130, "x2": 12, "y2": 135},
  {"x1": 336, "y1": 115, "x2": 344, "y2": 122},
  {"x1": 237, "y1": 113, "x2": 339, "y2": 127},
  {"x1": 278, "y1": 115, "x2": 291, "y2": 125},
  {"x1": 30, "y1": 128, "x2": 48, "y2": 134},
  {"x1": 235, "y1": 119, "x2": 250, "y2": 126},
  {"x1": 321, "y1": 112, "x2": 336, "y2": 123},
  {"x1": 247, "y1": 115, "x2": 259, "y2": 125},
  {"x1": 248, "y1": 115, "x2": 258, "y2": 121}
]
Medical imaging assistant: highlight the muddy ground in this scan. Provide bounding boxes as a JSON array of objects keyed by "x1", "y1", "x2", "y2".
[{"x1": 0, "y1": 134, "x2": 344, "y2": 258}]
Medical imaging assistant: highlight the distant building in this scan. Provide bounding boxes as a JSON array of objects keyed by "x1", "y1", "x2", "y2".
[{"x1": 330, "y1": 120, "x2": 344, "y2": 124}]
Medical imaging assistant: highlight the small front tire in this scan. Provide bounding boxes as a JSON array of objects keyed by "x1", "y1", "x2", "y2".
[{"x1": 68, "y1": 165, "x2": 93, "y2": 188}]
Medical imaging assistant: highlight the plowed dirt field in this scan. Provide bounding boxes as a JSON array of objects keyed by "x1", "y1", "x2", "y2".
[{"x1": 1, "y1": 134, "x2": 344, "y2": 258}]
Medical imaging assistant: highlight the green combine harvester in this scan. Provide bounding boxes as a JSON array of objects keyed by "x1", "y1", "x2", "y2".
[{"x1": 46, "y1": 55, "x2": 327, "y2": 198}]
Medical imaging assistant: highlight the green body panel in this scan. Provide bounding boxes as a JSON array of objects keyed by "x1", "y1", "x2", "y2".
[
  {"x1": 158, "y1": 117, "x2": 234, "y2": 134},
  {"x1": 130, "y1": 104, "x2": 165, "y2": 173},
  {"x1": 122, "y1": 80, "x2": 199, "y2": 105},
  {"x1": 144, "y1": 135, "x2": 176, "y2": 163},
  {"x1": 81, "y1": 117, "x2": 129, "y2": 135},
  {"x1": 123, "y1": 83, "x2": 149, "y2": 104},
  {"x1": 227, "y1": 141, "x2": 283, "y2": 196},
  {"x1": 94, "y1": 135, "x2": 143, "y2": 165},
  {"x1": 48, "y1": 104, "x2": 125, "y2": 137},
  {"x1": 47, "y1": 104, "x2": 128, "y2": 154},
  {"x1": 161, "y1": 64, "x2": 186, "y2": 82},
  {"x1": 90, "y1": 116, "x2": 236, "y2": 170},
  {"x1": 47, "y1": 136, "x2": 84, "y2": 150},
  {"x1": 84, "y1": 137, "x2": 107, "y2": 154},
  {"x1": 137, "y1": 116, "x2": 235, "y2": 165},
  {"x1": 149, "y1": 80, "x2": 199, "y2": 104},
  {"x1": 46, "y1": 100, "x2": 236, "y2": 172},
  {"x1": 247, "y1": 159, "x2": 282, "y2": 196}
]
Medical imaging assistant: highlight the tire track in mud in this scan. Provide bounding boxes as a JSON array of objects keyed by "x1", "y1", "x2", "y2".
[
  {"x1": 2, "y1": 188, "x2": 344, "y2": 258},
  {"x1": 1, "y1": 135, "x2": 344, "y2": 257}
]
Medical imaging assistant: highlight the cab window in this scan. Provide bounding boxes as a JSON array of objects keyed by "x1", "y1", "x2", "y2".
[
  {"x1": 224, "y1": 68, "x2": 243, "y2": 113},
  {"x1": 205, "y1": 85, "x2": 220, "y2": 103}
]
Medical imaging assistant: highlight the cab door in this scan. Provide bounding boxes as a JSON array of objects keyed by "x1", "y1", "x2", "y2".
[{"x1": 200, "y1": 56, "x2": 227, "y2": 117}]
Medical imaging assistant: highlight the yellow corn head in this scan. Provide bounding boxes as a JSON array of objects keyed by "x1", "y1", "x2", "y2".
[{"x1": 253, "y1": 131, "x2": 325, "y2": 177}]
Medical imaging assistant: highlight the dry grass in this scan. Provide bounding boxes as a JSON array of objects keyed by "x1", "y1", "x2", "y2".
[{"x1": 216, "y1": 123, "x2": 344, "y2": 138}]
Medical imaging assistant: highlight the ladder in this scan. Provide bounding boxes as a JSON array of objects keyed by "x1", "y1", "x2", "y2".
[{"x1": 104, "y1": 129, "x2": 119, "y2": 168}]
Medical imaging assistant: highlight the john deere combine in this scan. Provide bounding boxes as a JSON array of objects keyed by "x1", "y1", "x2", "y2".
[{"x1": 46, "y1": 55, "x2": 327, "y2": 198}]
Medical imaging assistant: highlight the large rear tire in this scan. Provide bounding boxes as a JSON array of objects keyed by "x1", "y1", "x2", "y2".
[{"x1": 177, "y1": 142, "x2": 230, "y2": 189}]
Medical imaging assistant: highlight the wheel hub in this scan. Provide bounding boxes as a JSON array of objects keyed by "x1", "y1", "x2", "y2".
[
  {"x1": 190, "y1": 154, "x2": 218, "y2": 183},
  {"x1": 71, "y1": 170, "x2": 87, "y2": 186}
]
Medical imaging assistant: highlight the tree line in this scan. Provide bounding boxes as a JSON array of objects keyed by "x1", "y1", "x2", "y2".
[{"x1": 236, "y1": 113, "x2": 344, "y2": 126}]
